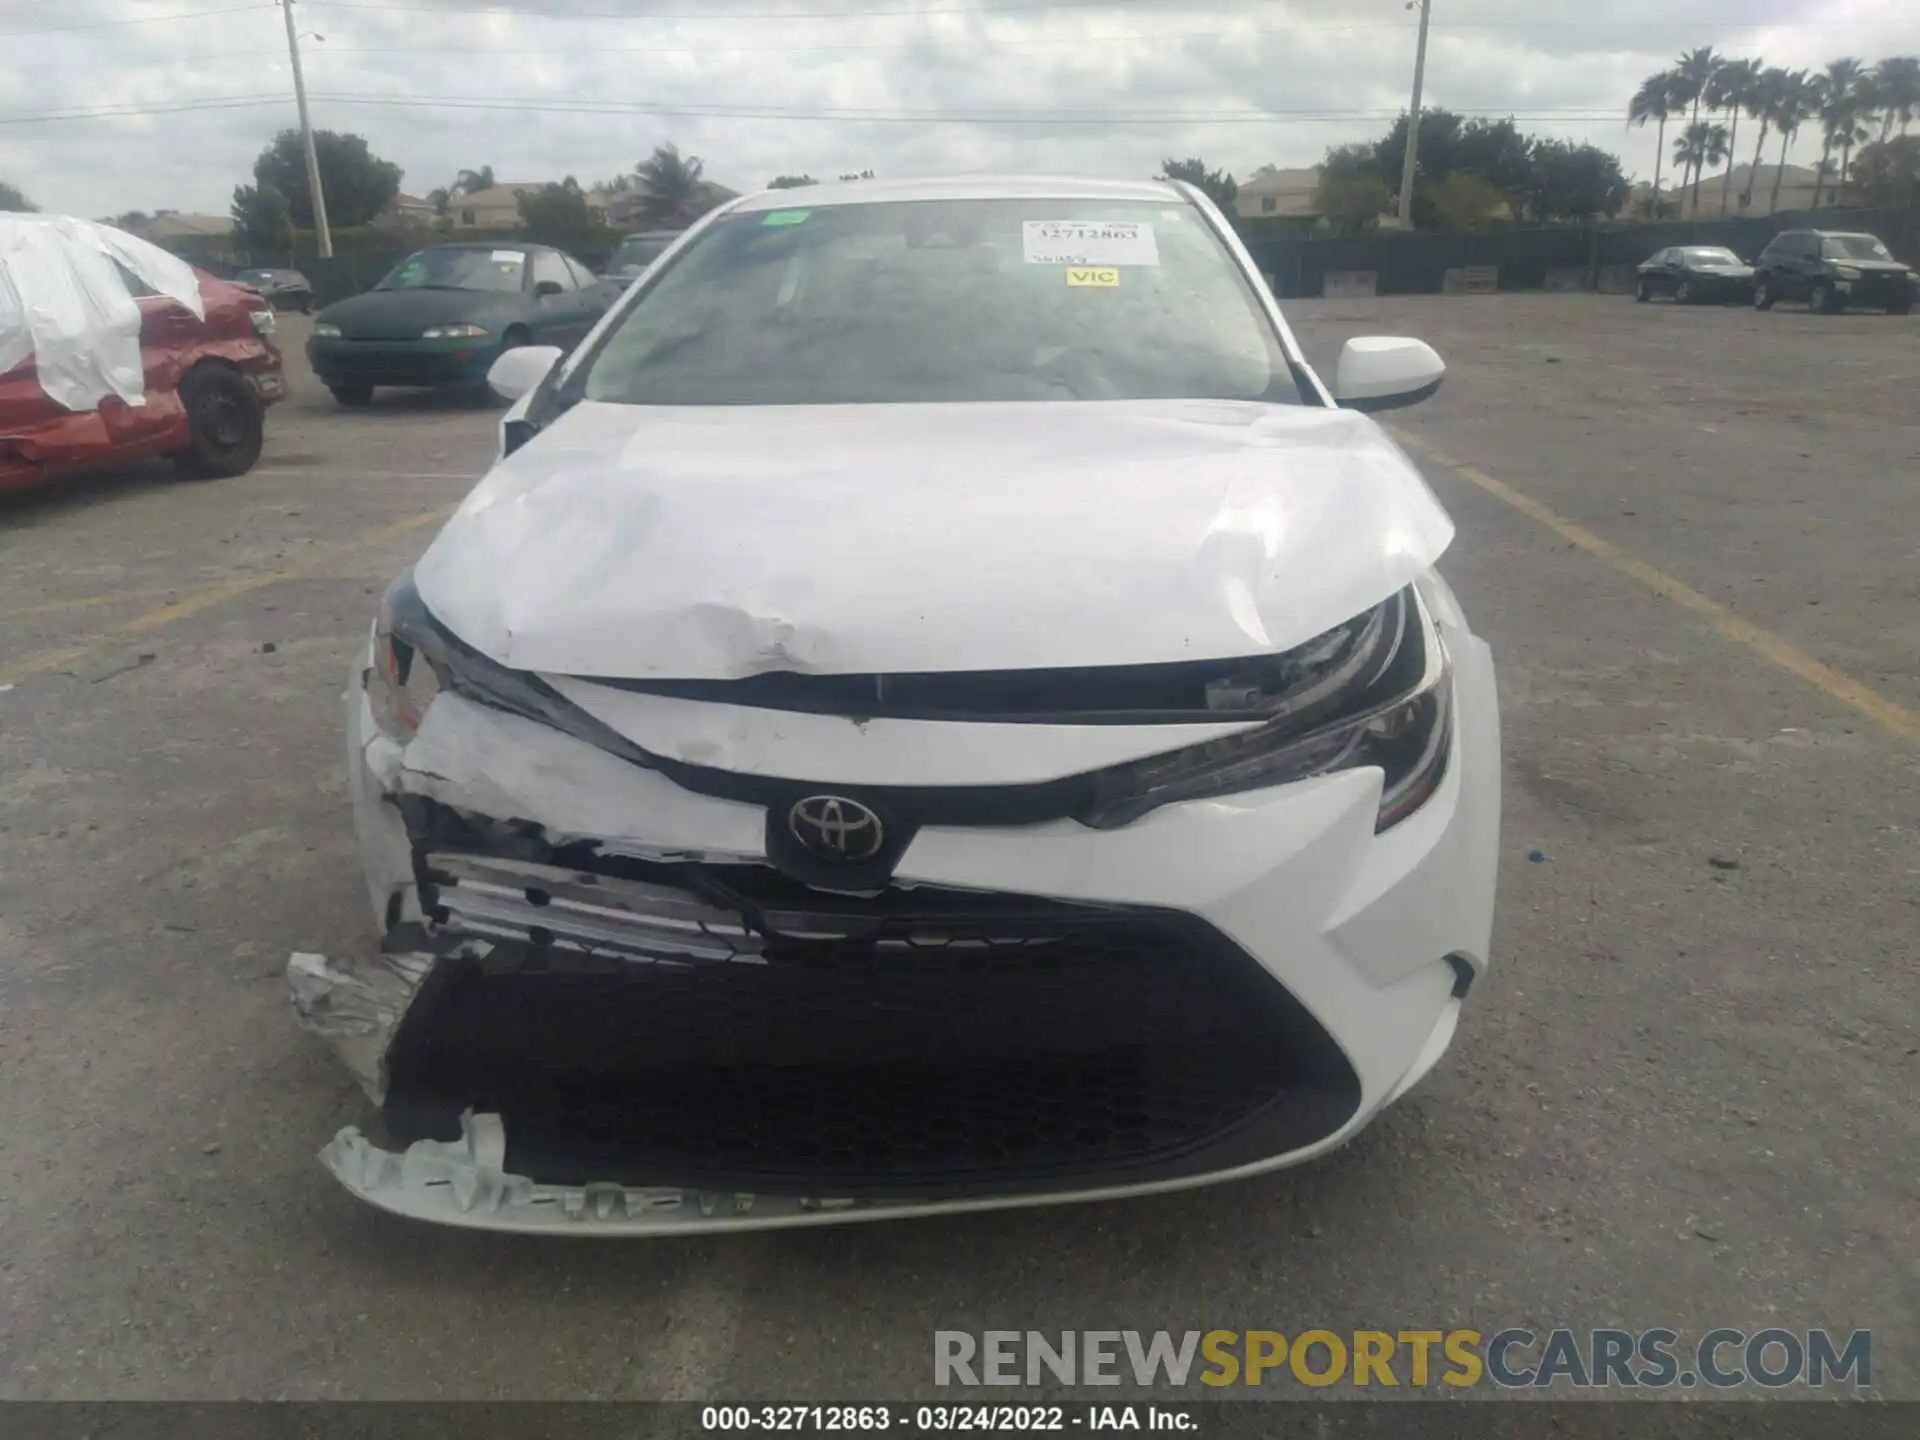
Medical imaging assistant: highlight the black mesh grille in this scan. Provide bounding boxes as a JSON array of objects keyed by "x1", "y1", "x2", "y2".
[{"x1": 385, "y1": 804, "x2": 1360, "y2": 1197}]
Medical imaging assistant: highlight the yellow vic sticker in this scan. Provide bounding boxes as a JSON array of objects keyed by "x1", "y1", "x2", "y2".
[{"x1": 1067, "y1": 267, "x2": 1120, "y2": 287}]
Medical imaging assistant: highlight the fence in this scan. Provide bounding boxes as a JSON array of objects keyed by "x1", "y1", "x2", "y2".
[{"x1": 1245, "y1": 204, "x2": 1918, "y2": 299}]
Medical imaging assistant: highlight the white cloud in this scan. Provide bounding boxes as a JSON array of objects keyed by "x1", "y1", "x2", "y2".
[{"x1": 1, "y1": 0, "x2": 1915, "y2": 218}]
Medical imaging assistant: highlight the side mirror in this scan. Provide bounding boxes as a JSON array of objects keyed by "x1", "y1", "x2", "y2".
[
  {"x1": 1333, "y1": 336, "x2": 1445, "y2": 412},
  {"x1": 534, "y1": 279, "x2": 565, "y2": 299},
  {"x1": 487, "y1": 344, "x2": 564, "y2": 403}
]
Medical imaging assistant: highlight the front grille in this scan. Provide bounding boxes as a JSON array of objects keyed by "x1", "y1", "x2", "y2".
[{"x1": 385, "y1": 803, "x2": 1360, "y2": 1197}]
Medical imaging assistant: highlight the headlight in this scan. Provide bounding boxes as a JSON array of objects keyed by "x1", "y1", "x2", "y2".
[
  {"x1": 1834, "y1": 266, "x2": 1862, "y2": 280},
  {"x1": 422, "y1": 322, "x2": 490, "y2": 340},
  {"x1": 1074, "y1": 588, "x2": 1452, "y2": 832},
  {"x1": 366, "y1": 572, "x2": 653, "y2": 763},
  {"x1": 249, "y1": 309, "x2": 276, "y2": 336},
  {"x1": 368, "y1": 582, "x2": 443, "y2": 744},
  {"x1": 312, "y1": 322, "x2": 342, "y2": 339}
]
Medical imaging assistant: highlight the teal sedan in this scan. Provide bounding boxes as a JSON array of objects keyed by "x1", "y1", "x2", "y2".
[{"x1": 307, "y1": 243, "x2": 623, "y2": 406}]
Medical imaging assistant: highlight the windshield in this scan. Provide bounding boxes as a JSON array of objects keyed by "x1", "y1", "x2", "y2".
[
  {"x1": 1822, "y1": 235, "x2": 1894, "y2": 261},
  {"x1": 238, "y1": 270, "x2": 275, "y2": 285},
  {"x1": 378, "y1": 248, "x2": 526, "y2": 293},
  {"x1": 610, "y1": 237, "x2": 672, "y2": 272},
  {"x1": 1683, "y1": 248, "x2": 1740, "y2": 265},
  {"x1": 579, "y1": 197, "x2": 1301, "y2": 406}
]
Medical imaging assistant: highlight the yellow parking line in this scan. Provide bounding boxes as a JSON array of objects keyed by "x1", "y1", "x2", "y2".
[
  {"x1": 0, "y1": 507, "x2": 451, "y2": 686},
  {"x1": 1394, "y1": 429, "x2": 1920, "y2": 745},
  {"x1": 0, "y1": 587, "x2": 183, "y2": 623}
]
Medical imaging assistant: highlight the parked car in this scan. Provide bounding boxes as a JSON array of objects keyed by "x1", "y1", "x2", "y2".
[
  {"x1": 294, "y1": 175, "x2": 1498, "y2": 1235},
  {"x1": 2, "y1": 214, "x2": 284, "y2": 494},
  {"x1": 1634, "y1": 246, "x2": 1755, "y2": 304},
  {"x1": 1753, "y1": 230, "x2": 1916, "y2": 314},
  {"x1": 603, "y1": 230, "x2": 683, "y2": 281},
  {"x1": 306, "y1": 243, "x2": 623, "y2": 406},
  {"x1": 234, "y1": 266, "x2": 315, "y2": 313}
]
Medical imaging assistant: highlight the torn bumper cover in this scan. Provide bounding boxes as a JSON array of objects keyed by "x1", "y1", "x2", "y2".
[{"x1": 292, "y1": 585, "x2": 1499, "y2": 1233}]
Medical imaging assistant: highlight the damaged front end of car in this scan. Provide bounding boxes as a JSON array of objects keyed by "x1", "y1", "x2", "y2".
[{"x1": 290, "y1": 547, "x2": 1496, "y2": 1232}]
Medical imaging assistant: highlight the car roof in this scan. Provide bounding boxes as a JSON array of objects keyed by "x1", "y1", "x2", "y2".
[{"x1": 729, "y1": 174, "x2": 1190, "y2": 214}]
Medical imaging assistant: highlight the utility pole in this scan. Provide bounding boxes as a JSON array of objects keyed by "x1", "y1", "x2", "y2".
[
  {"x1": 280, "y1": 0, "x2": 332, "y2": 257},
  {"x1": 1396, "y1": 0, "x2": 1433, "y2": 230}
]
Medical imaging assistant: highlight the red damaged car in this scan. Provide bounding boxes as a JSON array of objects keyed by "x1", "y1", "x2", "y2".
[{"x1": 1, "y1": 214, "x2": 285, "y2": 494}]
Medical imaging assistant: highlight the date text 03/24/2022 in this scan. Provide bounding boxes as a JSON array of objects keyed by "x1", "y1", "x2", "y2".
[{"x1": 702, "y1": 1406, "x2": 1190, "y2": 1432}]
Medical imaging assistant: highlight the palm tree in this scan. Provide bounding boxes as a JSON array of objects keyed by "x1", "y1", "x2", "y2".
[
  {"x1": 635, "y1": 142, "x2": 706, "y2": 226},
  {"x1": 1738, "y1": 68, "x2": 1788, "y2": 209},
  {"x1": 454, "y1": 165, "x2": 495, "y2": 196},
  {"x1": 1708, "y1": 58, "x2": 1763, "y2": 215},
  {"x1": 1770, "y1": 69, "x2": 1816, "y2": 214},
  {"x1": 1870, "y1": 55, "x2": 1919, "y2": 142},
  {"x1": 1812, "y1": 59, "x2": 1870, "y2": 208},
  {"x1": 1629, "y1": 73, "x2": 1681, "y2": 213},
  {"x1": 1669, "y1": 48, "x2": 1723, "y2": 213},
  {"x1": 1674, "y1": 121, "x2": 1731, "y2": 213}
]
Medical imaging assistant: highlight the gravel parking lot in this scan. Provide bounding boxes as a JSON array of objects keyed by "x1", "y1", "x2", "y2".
[{"x1": 1, "y1": 296, "x2": 1915, "y2": 1401}]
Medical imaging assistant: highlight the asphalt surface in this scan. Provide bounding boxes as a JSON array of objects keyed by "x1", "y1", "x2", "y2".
[{"x1": 1, "y1": 298, "x2": 1915, "y2": 1402}]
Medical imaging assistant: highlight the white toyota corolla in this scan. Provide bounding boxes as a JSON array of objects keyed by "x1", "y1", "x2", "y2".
[{"x1": 294, "y1": 175, "x2": 1500, "y2": 1233}]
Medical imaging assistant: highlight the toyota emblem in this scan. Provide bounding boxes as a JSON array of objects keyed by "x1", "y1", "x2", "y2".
[{"x1": 787, "y1": 794, "x2": 885, "y2": 861}]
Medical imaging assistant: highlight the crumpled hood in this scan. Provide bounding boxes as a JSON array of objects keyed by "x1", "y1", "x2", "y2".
[{"x1": 412, "y1": 398, "x2": 1456, "y2": 680}]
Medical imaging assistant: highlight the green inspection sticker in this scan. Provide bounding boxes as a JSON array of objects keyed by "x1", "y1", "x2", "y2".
[{"x1": 761, "y1": 210, "x2": 812, "y2": 227}]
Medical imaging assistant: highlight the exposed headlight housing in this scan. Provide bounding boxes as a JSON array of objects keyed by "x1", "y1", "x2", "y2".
[
  {"x1": 312, "y1": 321, "x2": 342, "y2": 338},
  {"x1": 1074, "y1": 588, "x2": 1452, "y2": 832},
  {"x1": 248, "y1": 308, "x2": 276, "y2": 336},
  {"x1": 366, "y1": 572, "x2": 651, "y2": 762},
  {"x1": 422, "y1": 322, "x2": 490, "y2": 340},
  {"x1": 1833, "y1": 265, "x2": 1862, "y2": 280}
]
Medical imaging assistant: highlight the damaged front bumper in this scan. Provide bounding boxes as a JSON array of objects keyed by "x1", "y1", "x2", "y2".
[{"x1": 295, "y1": 603, "x2": 1499, "y2": 1233}]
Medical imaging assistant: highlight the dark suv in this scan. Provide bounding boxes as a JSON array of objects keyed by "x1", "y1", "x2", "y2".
[{"x1": 1753, "y1": 230, "x2": 1915, "y2": 314}]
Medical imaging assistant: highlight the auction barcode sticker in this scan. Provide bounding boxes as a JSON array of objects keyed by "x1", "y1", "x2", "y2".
[{"x1": 1022, "y1": 220, "x2": 1160, "y2": 267}]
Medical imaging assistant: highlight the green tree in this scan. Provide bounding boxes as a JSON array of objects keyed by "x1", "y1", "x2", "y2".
[
  {"x1": 1672, "y1": 120, "x2": 1731, "y2": 211},
  {"x1": 252, "y1": 129, "x2": 402, "y2": 229},
  {"x1": 1812, "y1": 58, "x2": 1871, "y2": 207},
  {"x1": 1529, "y1": 139, "x2": 1630, "y2": 220},
  {"x1": 1768, "y1": 68, "x2": 1817, "y2": 213},
  {"x1": 1707, "y1": 57, "x2": 1764, "y2": 215},
  {"x1": 455, "y1": 165, "x2": 495, "y2": 195},
  {"x1": 1870, "y1": 55, "x2": 1919, "y2": 143},
  {"x1": 1426, "y1": 172, "x2": 1507, "y2": 230},
  {"x1": 0, "y1": 179, "x2": 35, "y2": 212},
  {"x1": 1313, "y1": 172, "x2": 1392, "y2": 234},
  {"x1": 1629, "y1": 72, "x2": 1682, "y2": 212},
  {"x1": 1669, "y1": 46, "x2": 1724, "y2": 210},
  {"x1": 635, "y1": 142, "x2": 707, "y2": 226},
  {"x1": 515, "y1": 176, "x2": 599, "y2": 247},
  {"x1": 769, "y1": 175, "x2": 818, "y2": 189},
  {"x1": 1736, "y1": 68, "x2": 1788, "y2": 210},
  {"x1": 1158, "y1": 158, "x2": 1238, "y2": 211},
  {"x1": 839, "y1": 170, "x2": 876, "y2": 181},
  {"x1": 230, "y1": 181, "x2": 293, "y2": 259},
  {"x1": 1849, "y1": 134, "x2": 1919, "y2": 205}
]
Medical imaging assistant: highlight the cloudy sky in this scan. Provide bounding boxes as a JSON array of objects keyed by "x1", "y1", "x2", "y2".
[{"x1": 2, "y1": 0, "x2": 1915, "y2": 219}]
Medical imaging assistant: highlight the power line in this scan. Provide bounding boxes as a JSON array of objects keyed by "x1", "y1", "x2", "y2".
[{"x1": 0, "y1": 2, "x2": 275, "y2": 36}]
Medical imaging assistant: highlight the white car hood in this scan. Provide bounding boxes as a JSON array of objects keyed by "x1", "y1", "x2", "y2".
[{"x1": 413, "y1": 398, "x2": 1455, "y2": 679}]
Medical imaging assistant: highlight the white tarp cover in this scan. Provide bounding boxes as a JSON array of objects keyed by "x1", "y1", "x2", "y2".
[{"x1": 0, "y1": 212, "x2": 206, "y2": 412}]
